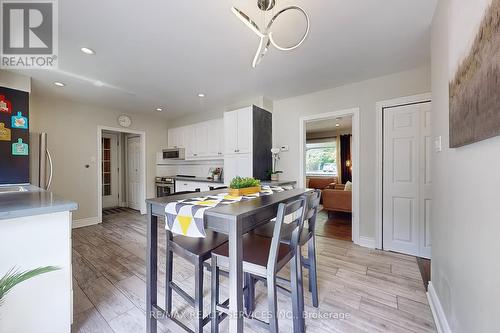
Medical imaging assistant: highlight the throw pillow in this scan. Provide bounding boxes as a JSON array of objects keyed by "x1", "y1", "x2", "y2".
[{"x1": 344, "y1": 181, "x2": 352, "y2": 191}]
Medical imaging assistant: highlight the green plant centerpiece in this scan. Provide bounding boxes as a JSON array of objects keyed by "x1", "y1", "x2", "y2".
[
  {"x1": 0, "y1": 266, "x2": 59, "y2": 307},
  {"x1": 229, "y1": 176, "x2": 261, "y2": 196}
]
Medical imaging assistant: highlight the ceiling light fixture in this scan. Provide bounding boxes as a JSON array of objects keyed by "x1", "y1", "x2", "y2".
[
  {"x1": 155, "y1": 107, "x2": 163, "y2": 112},
  {"x1": 54, "y1": 81, "x2": 65, "y2": 87},
  {"x1": 198, "y1": 93, "x2": 206, "y2": 98},
  {"x1": 80, "y1": 47, "x2": 95, "y2": 55},
  {"x1": 231, "y1": 0, "x2": 310, "y2": 68},
  {"x1": 335, "y1": 123, "x2": 340, "y2": 127}
]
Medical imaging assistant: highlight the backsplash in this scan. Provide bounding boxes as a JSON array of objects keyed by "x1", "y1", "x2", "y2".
[{"x1": 156, "y1": 160, "x2": 224, "y2": 179}]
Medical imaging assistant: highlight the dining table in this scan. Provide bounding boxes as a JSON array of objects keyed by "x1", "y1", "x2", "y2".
[{"x1": 145, "y1": 187, "x2": 310, "y2": 333}]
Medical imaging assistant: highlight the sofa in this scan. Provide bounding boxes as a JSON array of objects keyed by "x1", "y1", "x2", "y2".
[
  {"x1": 306, "y1": 176, "x2": 338, "y2": 190},
  {"x1": 322, "y1": 184, "x2": 352, "y2": 213}
]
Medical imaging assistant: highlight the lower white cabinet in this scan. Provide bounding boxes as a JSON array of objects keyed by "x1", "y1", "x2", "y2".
[
  {"x1": 175, "y1": 180, "x2": 212, "y2": 193},
  {"x1": 224, "y1": 153, "x2": 252, "y2": 185}
]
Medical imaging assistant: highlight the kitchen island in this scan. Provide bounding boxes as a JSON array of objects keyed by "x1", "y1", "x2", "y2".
[
  {"x1": 145, "y1": 187, "x2": 310, "y2": 333},
  {"x1": 0, "y1": 185, "x2": 77, "y2": 333}
]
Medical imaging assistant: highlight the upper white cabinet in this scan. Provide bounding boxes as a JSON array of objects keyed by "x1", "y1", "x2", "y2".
[
  {"x1": 224, "y1": 106, "x2": 253, "y2": 155},
  {"x1": 167, "y1": 119, "x2": 224, "y2": 160}
]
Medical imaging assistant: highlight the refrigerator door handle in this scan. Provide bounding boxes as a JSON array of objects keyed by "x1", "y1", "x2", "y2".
[{"x1": 46, "y1": 149, "x2": 53, "y2": 190}]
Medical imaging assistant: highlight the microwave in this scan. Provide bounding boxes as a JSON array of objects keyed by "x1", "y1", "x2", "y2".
[{"x1": 162, "y1": 148, "x2": 185, "y2": 160}]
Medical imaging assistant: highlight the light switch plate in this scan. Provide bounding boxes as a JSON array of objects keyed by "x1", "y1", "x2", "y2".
[
  {"x1": 434, "y1": 136, "x2": 442, "y2": 153},
  {"x1": 280, "y1": 145, "x2": 289, "y2": 152}
]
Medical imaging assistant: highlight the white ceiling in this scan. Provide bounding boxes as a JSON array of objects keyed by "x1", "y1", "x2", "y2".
[
  {"x1": 306, "y1": 116, "x2": 352, "y2": 133},
  {"x1": 10, "y1": 0, "x2": 437, "y2": 119}
]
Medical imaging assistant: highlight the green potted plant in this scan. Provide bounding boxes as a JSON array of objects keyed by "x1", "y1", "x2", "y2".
[
  {"x1": 229, "y1": 176, "x2": 261, "y2": 196},
  {"x1": 1, "y1": 266, "x2": 59, "y2": 306}
]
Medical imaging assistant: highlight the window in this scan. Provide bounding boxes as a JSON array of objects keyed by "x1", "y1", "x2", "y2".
[{"x1": 306, "y1": 141, "x2": 337, "y2": 175}]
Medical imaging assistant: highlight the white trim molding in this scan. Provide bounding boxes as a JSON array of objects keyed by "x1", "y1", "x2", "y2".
[
  {"x1": 298, "y1": 107, "x2": 361, "y2": 245},
  {"x1": 72, "y1": 216, "x2": 100, "y2": 229},
  {"x1": 427, "y1": 282, "x2": 452, "y2": 333},
  {"x1": 357, "y1": 236, "x2": 376, "y2": 249},
  {"x1": 97, "y1": 126, "x2": 147, "y2": 224},
  {"x1": 375, "y1": 93, "x2": 432, "y2": 250}
]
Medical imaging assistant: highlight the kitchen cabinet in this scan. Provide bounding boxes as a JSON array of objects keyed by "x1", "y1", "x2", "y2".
[
  {"x1": 175, "y1": 180, "x2": 212, "y2": 192},
  {"x1": 224, "y1": 106, "x2": 252, "y2": 155},
  {"x1": 167, "y1": 126, "x2": 187, "y2": 149},
  {"x1": 224, "y1": 105, "x2": 272, "y2": 182},
  {"x1": 224, "y1": 153, "x2": 252, "y2": 185},
  {"x1": 167, "y1": 119, "x2": 224, "y2": 160}
]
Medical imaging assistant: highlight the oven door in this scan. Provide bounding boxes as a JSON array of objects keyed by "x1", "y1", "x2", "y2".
[{"x1": 156, "y1": 184, "x2": 174, "y2": 197}]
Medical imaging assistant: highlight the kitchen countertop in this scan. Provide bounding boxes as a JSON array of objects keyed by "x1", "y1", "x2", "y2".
[
  {"x1": 260, "y1": 180, "x2": 297, "y2": 186},
  {"x1": 172, "y1": 176, "x2": 224, "y2": 184},
  {"x1": 0, "y1": 185, "x2": 78, "y2": 220}
]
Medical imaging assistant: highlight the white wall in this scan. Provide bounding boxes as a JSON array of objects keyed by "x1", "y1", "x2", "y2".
[
  {"x1": 273, "y1": 66, "x2": 431, "y2": 239},
  {"x1": 0, "y1": 70, "x2": 31, "y2": 92},
  {"x1": 167, "y1": 95, "x2": 273, "y2": 129},
  {"x1": 30, "y1": 93, "x2": 168, "y2": 221},
  {"x1": 430, "y1": 0, "x2": 500, "y2": 331}
]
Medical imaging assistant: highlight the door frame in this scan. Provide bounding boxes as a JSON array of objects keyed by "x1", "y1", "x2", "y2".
[
  {"x1": 97, "y1": 126, "x2": 146, "y2": 224},
  {"x1": 375, "y1": 93, "x2": 431, "y2": 250},
  {"x1": 298, "y1": 107, "x2": 360, "y2": 245}
]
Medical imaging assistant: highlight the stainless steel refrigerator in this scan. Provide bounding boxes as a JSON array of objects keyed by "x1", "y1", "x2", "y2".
[{"x1": 29, "y1": 132, "x2": 54, "y2": 190}]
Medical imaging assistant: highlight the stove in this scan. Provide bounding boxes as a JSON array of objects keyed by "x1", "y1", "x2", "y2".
[{"x1": 155, "y1": 177, "x2": 175, "y2": 197}]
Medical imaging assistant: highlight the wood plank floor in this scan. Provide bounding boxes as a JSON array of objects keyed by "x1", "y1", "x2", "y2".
[
  {"x1": 315, "y1": 210, "x2": 352, "y2": 241},
  {"x1": 71, "y1": 210, "x2": 436, "y2": 333}
]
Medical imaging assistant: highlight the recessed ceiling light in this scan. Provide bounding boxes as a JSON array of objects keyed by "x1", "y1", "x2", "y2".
[
  {"x1": 54, "y1": 81, "x2": 65, "y2": 87},
  {"x1": 155, "y1": 107, "x2": 163, "y2": 112},
  {"x1": 335, "y1": 123, "x2": 340, "y2": 127},
  {"x1": 198, "y1": 93, "x2": 205, "y2": 98},
  {"x1": 80, "y1": 47, "x2": 95, "y2": 55}
]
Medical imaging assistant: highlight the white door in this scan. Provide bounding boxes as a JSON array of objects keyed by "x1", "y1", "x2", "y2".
[
  {"x1": 215, "y1": 119, "x2": 224, "y2": 158},
  {"x1": 127, "y1": 136, "x2": 142, "y2": 210},
  {"x1": 237, "y1": 107, "x2": 252, "y2": 153},
  {"x1": 184, "y1": 125, "x2": 196, "y2": 159},
  {"x1": 224, "y1": 110, "x2": 238, "y2": 154},
  {"x1": 194, "y1": 122, "x2": 209, "y2": 158},
  {"x1": 383, "y1": 102, "x2": 431, "y2": 258},
  {"x1": 224, "y1": 153, "x2": 252, "y2": 186},
  {"x1": 167, "y1": 128, "x2": 177, "y2": 148},
  {"x1": 102, "y1": 133, "x2": 119, "y2": 208},
  {"x1": 206, "y1": 119, "x2": 223, "y2": 158}
]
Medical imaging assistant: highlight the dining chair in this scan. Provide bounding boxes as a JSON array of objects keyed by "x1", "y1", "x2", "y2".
[
  {"x1": 252, "y1": 189, "x2": 322, "y2": 308},
  {"x1": 210, "y1": 197, "x2": 307, "y2": 333},
  {"x1": 164, "y1": 190, "x2": 228, "y2": 333}
]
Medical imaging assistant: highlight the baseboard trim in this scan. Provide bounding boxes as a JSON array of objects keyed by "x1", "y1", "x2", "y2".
[
  {"x1": 427, "y1": 281, "x2": 452, "y2": 333},
  {"x1": 357, "y1": 236, "x2": 376, "y2": 249},
  {"x1": 72, "y1": 216, "x2": 100, "y2": 229}
]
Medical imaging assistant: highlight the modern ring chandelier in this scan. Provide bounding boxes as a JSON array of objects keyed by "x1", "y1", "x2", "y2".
[{"x1": 231, "y1": 0, "x2": 310, "y2": 68}]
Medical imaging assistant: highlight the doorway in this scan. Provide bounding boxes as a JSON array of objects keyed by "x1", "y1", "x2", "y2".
[
  {"x1": 299, "y1": 108, "x2": 360, "y2": 245},
  {"x1": 97, "y1": 126, "x2": 146, "y2": 223},
  {"x1": 376, "y1": 94, "x2": 432, "y2": 258}
]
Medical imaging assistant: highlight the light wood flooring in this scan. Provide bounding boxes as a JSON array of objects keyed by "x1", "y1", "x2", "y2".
[{"x1": 72, "y1": 210, "x2": 436, "y2": 333}]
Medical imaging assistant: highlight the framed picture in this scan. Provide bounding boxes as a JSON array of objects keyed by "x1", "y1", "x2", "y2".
[{"x1": 449, "y1": 0, "x2": 500, "y2": 147}]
